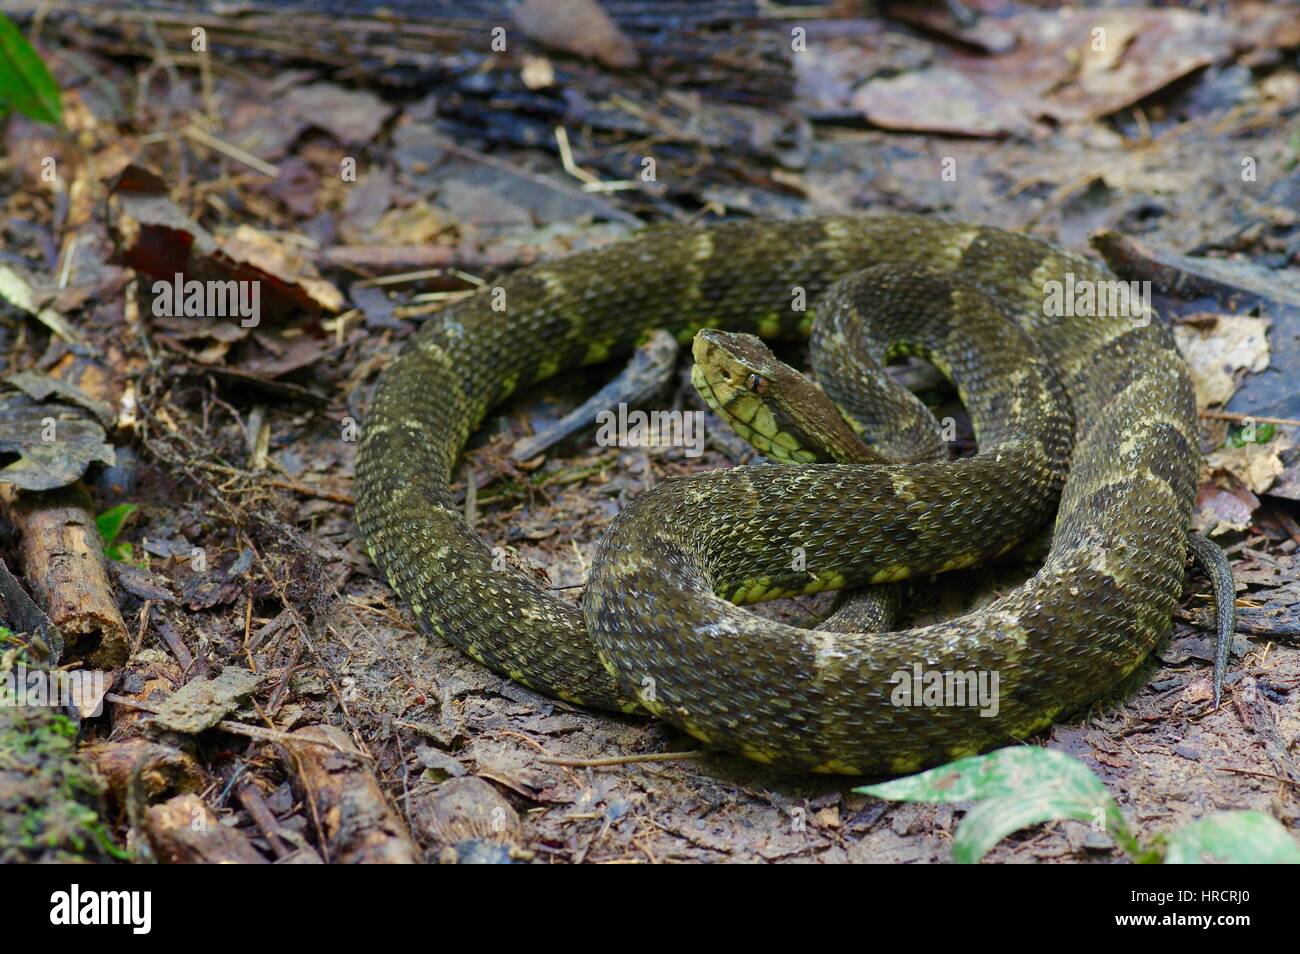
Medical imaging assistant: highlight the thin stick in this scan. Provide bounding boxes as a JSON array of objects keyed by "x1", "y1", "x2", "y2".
[
  {"x1": 539, "y1": 749, "x2": 707, "y2": 767},
  {"x1": 265, "y1": 478, "x2": 354, "y2": 505},
  {"x1": 1199, "y1": 410, "x2": 1300, "y2": 428},
  {"x1": 1216, "y1": 766, "x2": 1300, "y2": 788},
  {"x1": 353, "y1": 268, "x2": 450, "y2": 288},
  {"x1": 183, "y1": 124, "x2": 280, "y2": 178},
  {"x1": 555, "y1": 125, "x2": 600, "y2": 185}
]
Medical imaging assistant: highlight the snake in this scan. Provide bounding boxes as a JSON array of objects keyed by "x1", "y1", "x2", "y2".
[{"x1": 355, "y1": 215, "x2": 1233, "y2": 774}]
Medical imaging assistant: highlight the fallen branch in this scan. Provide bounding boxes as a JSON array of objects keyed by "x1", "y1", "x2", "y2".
[
  {"x1": 6, "y1": 485, "x2": 129, "y2": 667},
  {"x1": 279, "y1": 724, "x2": 419, "y2": 864}
]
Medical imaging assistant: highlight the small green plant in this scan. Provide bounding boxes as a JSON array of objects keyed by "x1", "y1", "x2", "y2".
[
  {"x1": 0, "y1": 13, "x2": 62, "y2": 125},
  {"x1": 1227, "y1": 420, "x2": 1276, "y2": 447},
  {"x1": 95, "y1": 503, "x2": 139, "y2": 563},
  {"x1": 857, "y1": 746, "x2": 1300, "y2": 864}
]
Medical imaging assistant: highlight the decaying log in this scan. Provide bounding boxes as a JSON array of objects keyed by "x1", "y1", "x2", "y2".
[
  {"x1": 82, "y1": 738, "x2": 207, "y2": 808},
  {"x1": 280, "y1": 724, "x2": 419, "y2": 864},
  {"x1": 0, "y1": 0, "x2": 794, "y2": 104},
  {"x1": 7, "y1": 485, "x2": 129, "y2": 668}
]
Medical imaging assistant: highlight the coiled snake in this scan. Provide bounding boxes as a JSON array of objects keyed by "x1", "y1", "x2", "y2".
[{"x1": 355, "y1": 216, "x2": 1231, "y2": 774}]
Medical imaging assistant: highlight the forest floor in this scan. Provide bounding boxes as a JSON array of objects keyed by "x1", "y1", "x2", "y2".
[{"x1": 1, "y1": 0, "x2": 1298, "y2": 862}]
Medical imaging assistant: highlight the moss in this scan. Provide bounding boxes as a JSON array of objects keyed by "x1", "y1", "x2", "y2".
[{"x1": 0, "y1": 705, "x2": 127, "y2": 863}]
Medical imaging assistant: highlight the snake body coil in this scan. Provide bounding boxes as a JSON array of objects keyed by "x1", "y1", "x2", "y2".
[{"x1": 355, "y1": 216, "x2": 1200, "y2": 773}]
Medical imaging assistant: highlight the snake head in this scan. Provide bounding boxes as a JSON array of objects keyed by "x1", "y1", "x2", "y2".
[{"x1": 691, "y1": 329, "x2": 876, "y2": 465}]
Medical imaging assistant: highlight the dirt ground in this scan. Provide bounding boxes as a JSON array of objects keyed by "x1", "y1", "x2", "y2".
[{"x1": 1, "y1": 0, "x2": 1298, "y2": 863}]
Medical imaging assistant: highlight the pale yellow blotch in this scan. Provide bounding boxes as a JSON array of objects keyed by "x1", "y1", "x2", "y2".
[
  {"x1": 822, "y1": 219, "x2": 853, "y2": 244},
  {"x1": 773, "y1": 431, "x2": 800, "y2": 451},
  {"x1": 533, "y1": 355, "x2": 561, "y2": 381},
  {"x1": 938, "y1": 226, "x2": 981, "y2": 266},
  {"x1": 637, "y1": 692, "x2": 669, "y2": 718},
  {"x1": 793, "y1": 449, "x2": 817, "y2": 463},
  {"x1": 935, "y1": 552, "x2": 981, "y2": 573},
  {"x1": 891, "y1": 474, "x2": 917, "y2": 502},
  {"x1": 757, "y1": 312, "x2": 781, "y2": 338},
  {"x1": 869, "y1": 565, "x2": 911, "y2": 584},
  {"x1": 583, "y1": 338, "x2": 613, "y2": 364},
  {"x1": 802, "y1": 571, "x2": 844, "y2": 595},
  {"x1": 805, "y1": 629, "x2": 845, "y2": 673},
  {"x1": 680, "y1": 719, "x2": 712, "y2": 745},
  {"x1": 741, "y1": 745, "x2": 775, "y2": 765},
  {"x1": 812, "y1": 758, "x2": 863, "y2": 775},
  {"x1": 693, "y1": 230, "x2": 714, "y2": 262},
  {"x1": 1004, "y1": 705, "x2": 1063, "y2": 741},
  {"x1": 889, "y1": 752, "x2": 926, "y2": 775},
  {"x1": 535, "y1": 269, "x2": 567, "y2": 300},
  {"x1": 752, "y1": 404, "x2": 778, "y2": 440},
  {"x1": 726, "y1": 393, "x2": 762, "y2": 425}
]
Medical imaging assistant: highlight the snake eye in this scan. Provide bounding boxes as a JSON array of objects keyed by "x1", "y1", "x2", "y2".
[{"x1": 746, "y1": 373, "x2": 768, "y2": 394}]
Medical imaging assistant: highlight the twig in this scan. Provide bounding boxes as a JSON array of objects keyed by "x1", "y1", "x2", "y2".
[
  {"x1": 183, "y1": 123, "x2": 280, "y2": 177},
  {"x1": 1216, "y1": 766, "x2": 1300, "y2": 788},
  {"x1": 539, "y1": 749, "x2": 707, "y2": 767},
  {"x1": 1199, "y1": 410, "x2": 1300, "y2": 428},
  {"x1": 265, "y1": 478, "x2": 354, "y2": 505}
]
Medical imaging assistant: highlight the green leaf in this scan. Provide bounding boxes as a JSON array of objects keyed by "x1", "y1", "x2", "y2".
[
  {"x1": 1163, "y1": 811, "x2": 1300, "y2": 864},
  {"x1": 105, "y1": 540, "x2": 133, "y2": 563},
  {"x1": 95, "y1": 503, "x2": 137, "y2": 546},
  {"x1": 0, "y1": 13, "x2": 62, "y2": 126},
  {"x1": 857, "y1": 746, "x2": 1140, "y2": 862}
]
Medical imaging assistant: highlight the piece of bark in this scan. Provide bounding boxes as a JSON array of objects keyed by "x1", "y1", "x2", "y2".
[
  {"x1": 150, "y1": 667, "x2": 262, "y2": 735},
  {"x1": 8, "y1": 484, "x2": 129, "y2": 667},
  {"x1": 280, "y1": 724, "x2": 419, "y2": 864},
  {"x1": 82, "y1": 738, "x2": 208, "y2": 807},
  {"x1": 0, "y1": 555, "x2": 63, "y2": 663},
  {"x1": 109, "y1": 660, "x2": 185, "y2": 736},
  {"x1": 142, "y1": 793, "x2": 267, "y2": 864}
]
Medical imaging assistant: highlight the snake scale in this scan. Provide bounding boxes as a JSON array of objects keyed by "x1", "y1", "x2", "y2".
[{"x1": 355, "y1": 215, "x2": 1205, "y2": 774}]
